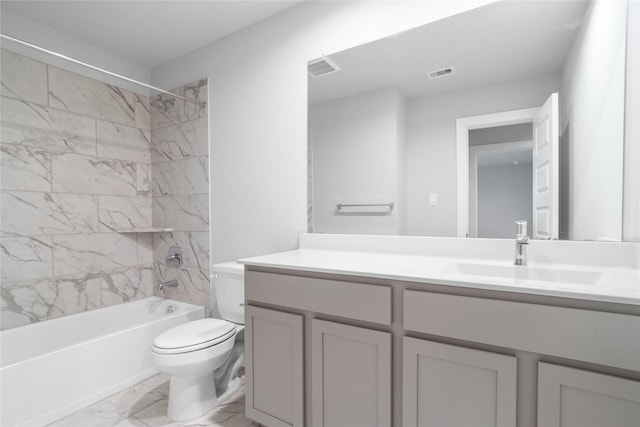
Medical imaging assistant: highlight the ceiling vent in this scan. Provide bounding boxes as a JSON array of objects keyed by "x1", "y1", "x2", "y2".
[
  {"x1": 308, "y1": 55, "x2": 340, "y2": 78},
  {"x1": 428, "y1": 66, "x2": 457, "y2": 79}
]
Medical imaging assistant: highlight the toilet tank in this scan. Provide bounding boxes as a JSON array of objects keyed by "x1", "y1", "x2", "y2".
[{"x1": 211, "y1": 262, "x2": 245, "y2": 324}]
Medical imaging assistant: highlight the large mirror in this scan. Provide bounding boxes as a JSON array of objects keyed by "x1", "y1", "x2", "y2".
[{"x1": 308, "y1": 0, "x2": 629, "y2": 241}]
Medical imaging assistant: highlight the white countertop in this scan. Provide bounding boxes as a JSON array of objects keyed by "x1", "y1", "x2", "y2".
[{"x1": 240, "y1": 237, "x2": 640, "y2": 306}]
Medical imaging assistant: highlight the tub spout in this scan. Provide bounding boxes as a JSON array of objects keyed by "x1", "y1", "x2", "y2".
[{"x1": 158, "y1": 280, "x2": 179, "y2": 291}]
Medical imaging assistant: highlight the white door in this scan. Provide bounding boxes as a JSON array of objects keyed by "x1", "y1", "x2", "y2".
[{"x1": 532, "y1": 92, "x2": 559, "y2": 239}]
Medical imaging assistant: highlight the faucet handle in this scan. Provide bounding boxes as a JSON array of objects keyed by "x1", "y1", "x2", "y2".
[
  {"x1": 166, "y1": 246, "x2": 183, "y2": 268},
  {"x1": 515, "y1": 220, "x2": 528, "y2": 236}
]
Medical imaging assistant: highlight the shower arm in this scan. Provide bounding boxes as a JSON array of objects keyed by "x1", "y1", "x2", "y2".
[{"x1": 0, "y1": 32, "x2": 207, "y2": 108}]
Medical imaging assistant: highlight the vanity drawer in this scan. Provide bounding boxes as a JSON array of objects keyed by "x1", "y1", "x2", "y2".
[
  {"x1": 246, "y1": 271, "x2": 391, "y2": 325},
  {"x1": 403, "y1": 290, "x2": 640, "y2": 372}
]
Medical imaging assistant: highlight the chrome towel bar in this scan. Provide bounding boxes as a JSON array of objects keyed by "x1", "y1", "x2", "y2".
[
  {"x1": 336, "y1": 203, "x2": 394, "y2": 210},
  {"x1": 335, "y1": 203, "x2": 395, "y2": 216}
]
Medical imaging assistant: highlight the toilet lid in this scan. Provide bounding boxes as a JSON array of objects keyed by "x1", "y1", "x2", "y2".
[{"x1": 152, "y1": 318, "x2": 236, "y2": 354}]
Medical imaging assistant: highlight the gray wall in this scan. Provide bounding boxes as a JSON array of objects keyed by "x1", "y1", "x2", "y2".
[
  {"x1": 405, "y1": 72, "x2": 560, "y2": 237},
  {"x1": 469, "y1": 123, "x2": 532, "y2": 146},
  {"x1": 149, "y1": 0, "x2": 498, "y2": 263},
  {"x1": 561, "y1": 0, "x2": 627, "y2": 241},
  {"x1": 310, "y1": 88, "x2": 405, "y2": 235},
  {"x1": 477, "y1": 164, "x2": 533, "y2": 238}
]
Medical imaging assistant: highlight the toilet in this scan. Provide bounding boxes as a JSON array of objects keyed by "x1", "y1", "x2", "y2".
[{"x1": 150, "y1": 262, "x2": 245, "y2": 421}]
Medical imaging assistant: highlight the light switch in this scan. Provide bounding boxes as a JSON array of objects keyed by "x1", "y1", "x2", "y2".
[{"x1": 429, "y1": 193, "x2": 438, "y2": 206}]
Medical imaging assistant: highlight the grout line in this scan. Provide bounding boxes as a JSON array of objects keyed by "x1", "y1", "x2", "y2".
[
  {"x1": 48, "y1": 150, "x2": 54, "y2": 193},
  {"x1": 95, "y1": 118, "x2": 98, "y2": 157},
  {"x1": 46, "y1": 63, "x2": 50, "y2": 107},
  {"x1": 2, "y1": 89, "x2": 136, "y2": 127},
  {"x1": 1, "y1": 188, "x2": 147, "y2": 197}
]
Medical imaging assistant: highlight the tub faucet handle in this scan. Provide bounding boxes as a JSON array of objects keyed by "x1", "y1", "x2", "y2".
[{"x1": 166, "y1": 246, "x2": 183, "y2": 268}]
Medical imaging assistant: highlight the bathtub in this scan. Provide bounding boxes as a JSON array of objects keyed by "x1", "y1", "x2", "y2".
[{"x1": 0, "y1": 297, "x2": 204, "y2": 427}]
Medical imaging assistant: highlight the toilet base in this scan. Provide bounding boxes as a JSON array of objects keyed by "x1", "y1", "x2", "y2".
[
  {"x1": 217, "y1": 375, "x2": 243, "y2": 406},
  {"x1": 167, "y1": 372, "x2": 218, "y2": 421}
]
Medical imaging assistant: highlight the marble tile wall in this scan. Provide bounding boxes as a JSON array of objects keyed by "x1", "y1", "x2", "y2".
[
  {"x1": 149, "y1": 79, "x2": 211, "y2": 313},
  {"x1": 0, "y1": 49, "x2": 154, "y2": 330}
]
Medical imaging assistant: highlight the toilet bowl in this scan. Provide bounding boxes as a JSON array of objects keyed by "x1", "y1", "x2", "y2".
[{"x1": 150, "y1": 262, "x2": 245, "y2": 421}]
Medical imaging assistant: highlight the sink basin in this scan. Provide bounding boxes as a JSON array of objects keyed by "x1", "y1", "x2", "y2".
[{"x1": 444, "y1": 262, "x2": 602, "y2": 285}]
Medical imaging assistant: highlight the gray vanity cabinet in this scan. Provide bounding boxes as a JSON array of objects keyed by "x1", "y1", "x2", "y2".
[
  {"x1": 245, "y1": 267, "x2": 640, "y2": 427},
  {"x1": 245, "y1": 270, "x2": 393, "y2": 427},
  {"x1": 311, "y1": 319, "x2": 391, "y2": 427},
  {"x1": 402, "y1": 337, "x2": 517, "y2": 427},
  {"x1": 245, "y1": 305, "x2": 304, "y2": 427},
  {"x1": 537, "y1": 363, "x2": 640, "y2": 427}
]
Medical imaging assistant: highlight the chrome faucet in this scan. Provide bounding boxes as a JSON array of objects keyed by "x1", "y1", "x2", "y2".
[
  {"x1": 165, "y1": 246, "x2": 183, "y2": 268},
  {"x1": 514, "y1": 220, "x2": 529, "y2": 266},
  {"x1": 158, "y1": 280, "x2": 178, "y2": 291}
]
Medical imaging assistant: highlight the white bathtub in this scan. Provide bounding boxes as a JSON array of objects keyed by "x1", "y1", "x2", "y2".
[{"x1": 0, "y1": 297, "x2": 204, "y2": 427}]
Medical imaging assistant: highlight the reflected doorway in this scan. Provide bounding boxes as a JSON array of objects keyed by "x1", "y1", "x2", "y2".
[
  {"x1": 469, "y1": 138, "x2": 533, "y2": 238},
  {"x1": 456, "y1": 94, "x2": 559, "y2": 239}
]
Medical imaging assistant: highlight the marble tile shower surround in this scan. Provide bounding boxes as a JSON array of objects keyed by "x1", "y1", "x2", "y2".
[
  {"x1": 149, "y1": 79, "x2": 211, "y2": 314},
  {"x1": 0, "y1": 49, "x2": 209, "y2": 330},
  {"x1": 0, "y1": 49, "x2": 154, "y2": 330}
]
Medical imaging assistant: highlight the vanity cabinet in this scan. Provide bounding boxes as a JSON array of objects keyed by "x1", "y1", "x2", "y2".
[
  {"x1": 244, "y1": 267, "x2": 640, "y2": 427},
  {"x1": 402, "y1": 337, "x2": 517, "y2": 427},
  {"x1": 311, "y1": 319, "x2": 391, "y2": 427},
  {"x1": 245, "y1": 305, "x2": 304, "y2": 427},
  {"x1": 245, "y1": 270, "x2": 393, "y2": 427},
  {"x1": 537, "y1": 363, "x2": 640, "y2": 427}
]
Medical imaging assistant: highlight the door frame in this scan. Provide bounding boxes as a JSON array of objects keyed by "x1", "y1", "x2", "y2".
[{"x1": 456, "y1": 108, "x2": 538, "y2": 238}]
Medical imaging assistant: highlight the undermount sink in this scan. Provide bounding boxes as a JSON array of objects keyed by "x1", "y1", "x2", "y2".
[{"x1": 444, "y1": 262, "x2": 603, "y2": 285}]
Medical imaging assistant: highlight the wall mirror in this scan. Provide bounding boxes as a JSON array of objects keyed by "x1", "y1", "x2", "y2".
[{"x1": 308, "y1": 0, "x2": 630, "y2": 241}]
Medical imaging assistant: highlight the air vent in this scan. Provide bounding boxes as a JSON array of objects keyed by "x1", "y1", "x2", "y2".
[
  {"x1": 308, "y1": 56, "x2": 340, "y2": 78},
  {"x1": 428, "y1": 66, "x2": 457, "y2": 79}
]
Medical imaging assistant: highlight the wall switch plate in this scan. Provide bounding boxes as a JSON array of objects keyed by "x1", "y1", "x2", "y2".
[{"x1": 429, "y1": 193, "x2": 438, "y2": 206}]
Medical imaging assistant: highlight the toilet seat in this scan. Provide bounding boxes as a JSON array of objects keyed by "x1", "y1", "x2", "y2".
[{"x1": 152, "y1": 318, "x2": 236, "y2": 355}]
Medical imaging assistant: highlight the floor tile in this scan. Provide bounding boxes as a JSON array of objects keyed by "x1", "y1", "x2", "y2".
[{"x1": 47, "y1": 374, "x2": 257, "y2": 427}]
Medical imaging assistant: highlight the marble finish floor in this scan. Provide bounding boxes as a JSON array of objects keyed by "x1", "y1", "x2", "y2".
[{"x1": 47, "y1": 374, "x2": 259, "y2": 427}]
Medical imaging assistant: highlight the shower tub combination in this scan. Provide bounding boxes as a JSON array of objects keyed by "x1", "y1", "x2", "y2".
[{"x1": 0, "y1": 296, "x2": 204, "y2": 427}]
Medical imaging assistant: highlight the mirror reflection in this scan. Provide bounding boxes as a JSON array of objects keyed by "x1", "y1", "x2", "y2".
[{"x1": 308, "y1": 0, "x2": 628, "y2": 241}]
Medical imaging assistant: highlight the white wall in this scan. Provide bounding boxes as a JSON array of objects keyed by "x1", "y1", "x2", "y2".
[
  {"x1": 150, "y1": 0, "x2": 497, "y2": 263},
  {"x1": 561, "y1": 0, "x2": 627, "y2": 241},
  {"x1": 310, "y1": 88, "x2": 404, "y2": 235},
  {"x1": 0, "y1": 9, "x2": 152, "y2": 94},
  {"x1": 396, "y1": 90, "x2": 408, "y2": 235},
  {"x1": 477, "y1": 164, "x2": 533, "y2": 238},
  {"x1": 623, "y1": 0, "x2": 640, "y2": 241},
  {"x1": 405, "y1": 72, "x2": 560, "y2": 237}
]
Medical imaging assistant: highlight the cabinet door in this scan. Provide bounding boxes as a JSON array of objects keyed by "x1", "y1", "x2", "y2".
[
  {"x1": 245, "y1": 305, "x2": 304, "y2": 427},
  {"x1": 311, "y1": 319, "x2": 391, "y2": 427},
  {"x1": 403, "y1": 337, "x2": 517, "y2": 427},
  {"x1": 538, "y1": 362, "x2": 640, "y2": 427}
]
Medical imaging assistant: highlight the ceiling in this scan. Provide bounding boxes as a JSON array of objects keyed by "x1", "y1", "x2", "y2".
[
  {"x1": 309, "y1": 0, "x2": 589, "y2": 104},
  {"x1": 1, "y1": 1, "x2": 304, "y2": 69}
]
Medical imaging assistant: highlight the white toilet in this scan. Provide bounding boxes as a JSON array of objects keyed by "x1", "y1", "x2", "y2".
[{"x1": 150, "y1": 262, "x2": 245, "y2": 421}]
